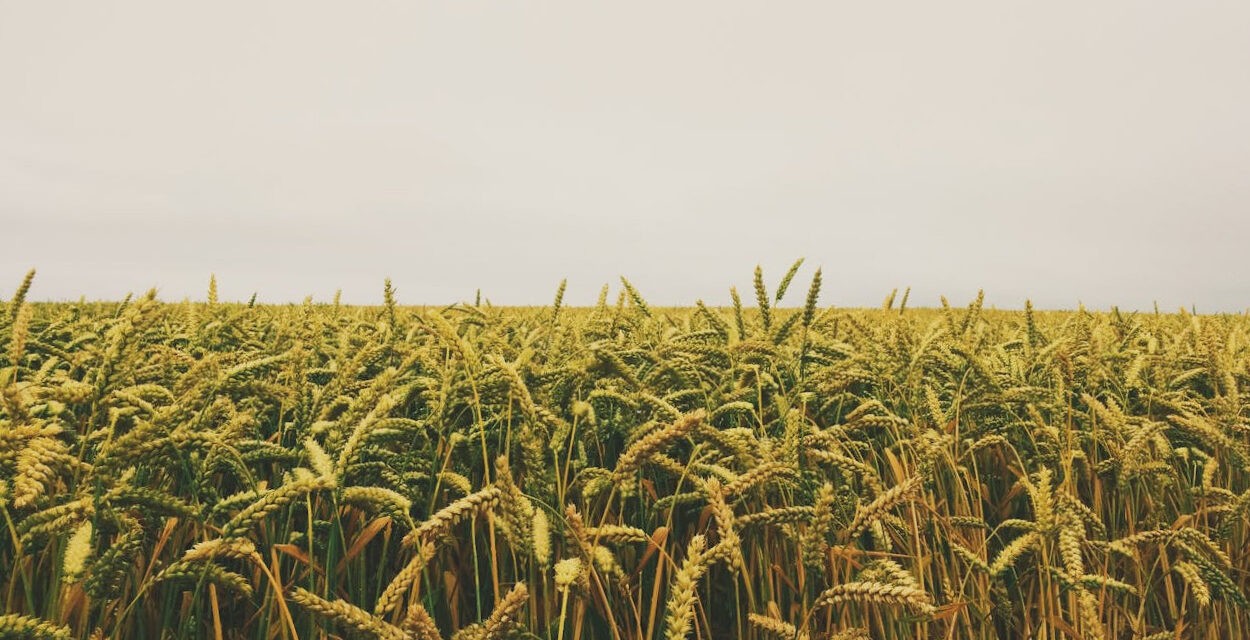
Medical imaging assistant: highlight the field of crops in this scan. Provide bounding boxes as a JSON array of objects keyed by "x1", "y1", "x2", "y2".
[{"x1": 2, "y1": 265, "x2": 1248, "y2": 640}]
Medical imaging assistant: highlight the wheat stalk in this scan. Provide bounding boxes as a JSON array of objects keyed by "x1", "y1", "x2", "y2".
[
  {"x1": 289, "y1": 587, "x2": 408, "y2": 640},
  {"x1": 664, "y1": 535, "x2": 708, "y2": 640}
]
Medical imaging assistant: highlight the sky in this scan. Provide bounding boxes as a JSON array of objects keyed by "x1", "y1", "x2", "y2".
[{"x1": 2, "y1": 2, "x2": 1248, "y2": 311}]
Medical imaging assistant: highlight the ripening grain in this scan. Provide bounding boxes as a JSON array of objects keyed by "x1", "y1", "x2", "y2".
[{"x1": 1, "y1": 264, "x2": 1249, "y2": 639}]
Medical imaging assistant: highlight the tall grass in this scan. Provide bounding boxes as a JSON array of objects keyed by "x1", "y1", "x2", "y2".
[{"x1": 1, "y1": 266, "x2": 1248, "y2": 639}]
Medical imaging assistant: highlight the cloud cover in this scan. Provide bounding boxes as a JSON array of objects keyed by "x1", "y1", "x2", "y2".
[{"x1": 2, "y1": 1, "x2": 1248, "y2": 311}]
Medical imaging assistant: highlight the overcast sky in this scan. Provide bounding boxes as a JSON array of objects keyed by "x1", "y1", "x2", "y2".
[{"x1": 2, "y1": 2, "x2": 1248, "y2": 311}]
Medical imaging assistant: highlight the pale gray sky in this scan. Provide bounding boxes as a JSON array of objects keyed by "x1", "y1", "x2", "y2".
[{"x1": 3, "y1": 2, "x2": 1248, "y2": 311}]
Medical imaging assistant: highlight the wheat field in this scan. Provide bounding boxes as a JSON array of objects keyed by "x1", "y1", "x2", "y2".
[{"x1": 2, "y1": 264, "x2": 1248, "y2": 639}]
